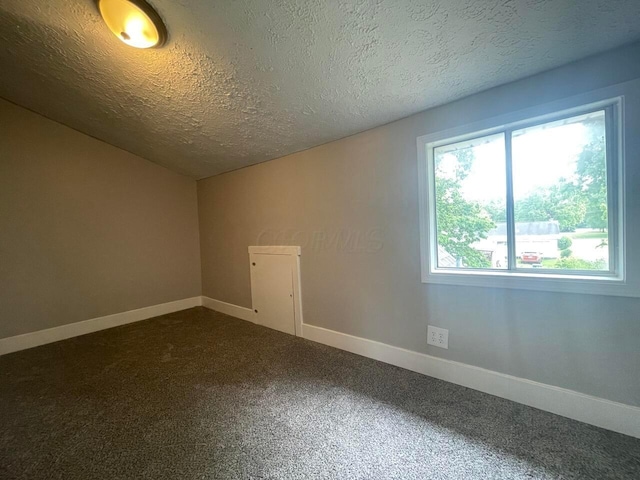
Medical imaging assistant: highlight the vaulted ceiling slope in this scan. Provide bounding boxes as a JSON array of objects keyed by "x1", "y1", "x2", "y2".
[{"x1": 1, "y1": 1, "x2": 640, "y2": 179}]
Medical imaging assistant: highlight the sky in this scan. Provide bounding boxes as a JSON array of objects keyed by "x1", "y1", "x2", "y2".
[{"x1": 435, "y1": 111, "x2": 605, "y2": 204}]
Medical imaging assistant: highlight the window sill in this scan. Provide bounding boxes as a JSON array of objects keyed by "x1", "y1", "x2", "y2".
[{"x1": 422, "y1": 269, "x2": 638, "y2": 297}]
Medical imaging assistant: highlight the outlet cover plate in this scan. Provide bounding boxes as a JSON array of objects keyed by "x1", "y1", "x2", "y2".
[{"x1": 427, "y1": 325, "x2": 449, "y2": 349}]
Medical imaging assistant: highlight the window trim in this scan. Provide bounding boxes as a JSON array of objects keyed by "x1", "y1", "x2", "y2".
[{"x1": 417, "y1": 94, "x2": 630, "y2": 297}]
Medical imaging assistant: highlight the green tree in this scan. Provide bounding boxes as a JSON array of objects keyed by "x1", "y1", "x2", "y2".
[
  {"x1": 547, "y1": 181, "x2": 587, "y2": 232},
  {"x1": 576, "y1": 136, "x2": 607, "y2": 230},
  {"x1": 514, "y1": 192, "x2": 552, "y2": 223},
  {"x1": 513, "y1": 180, "x2": 586, "y2": 232},
  {"x1": 435, "y1": 149, "x2": 495, "y2": 268},
  {"x1": 558, "y1": 236, "x2": 572, "y2": 250},
  {"x1": 484, "y1": 199, "x2": 506, "y2": 223}
]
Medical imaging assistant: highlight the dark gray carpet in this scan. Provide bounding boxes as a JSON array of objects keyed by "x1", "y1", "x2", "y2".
[{"x1": 1, "y1": 307, "x2": 638, "y2": 479}]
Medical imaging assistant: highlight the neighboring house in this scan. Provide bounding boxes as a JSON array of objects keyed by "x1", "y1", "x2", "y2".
[
  {"x1": 437, "y1": 245, "x2": 458, "y2": 268},
  {"x1": 485, "y1": 221, "x2": 561, "y2": 259},
  {"x1": 441, "y1": 221, "x2": 560, "y2": 269},
  {"x1": 438, "y1": 244, "x2": 503, "y2": 269}
]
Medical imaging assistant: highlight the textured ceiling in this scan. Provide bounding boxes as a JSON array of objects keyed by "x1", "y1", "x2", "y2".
[{"x1": 1, "y1": 1, "x2": 640, "y2": 179}]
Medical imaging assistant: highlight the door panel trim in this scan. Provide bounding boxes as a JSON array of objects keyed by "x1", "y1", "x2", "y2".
[
  {"x1": 249, "y1": 246, "x2": 303, "y2": 336},
  {"x1": 249, "y1": 245, "x2": 301, "y2": 256}
]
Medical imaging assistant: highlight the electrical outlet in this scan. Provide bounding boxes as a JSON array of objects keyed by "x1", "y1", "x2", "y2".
[{"x1": 427, "y1": 325, "x2": 449, "y2": 349}]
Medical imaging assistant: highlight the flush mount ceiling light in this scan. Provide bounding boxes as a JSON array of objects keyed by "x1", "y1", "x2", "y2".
[{"x1": 97, "y1": 0, "x2": 167, "y2": 49}]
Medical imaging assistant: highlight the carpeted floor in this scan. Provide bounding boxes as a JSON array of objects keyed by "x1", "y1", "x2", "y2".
[{"x1": 1, "y1": 307, "x2": 639, "y2": 479}]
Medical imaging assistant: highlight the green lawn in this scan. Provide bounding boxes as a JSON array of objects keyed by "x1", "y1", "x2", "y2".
[
  {"x1": 517, "y1": 258, "x2": 604, "y2": 270},
  {"x1": 515, "y1": 259, "x2": 557, "y2": 268},
  {"x1": 568, "y1": 230, "x2": 607, "y2": 239},
  {"x1": 541, "y1": 258, "x2": 558, "y2": 268}
]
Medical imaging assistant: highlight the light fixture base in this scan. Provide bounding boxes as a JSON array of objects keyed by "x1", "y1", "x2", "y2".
[{"x1": 97, "y1": 0, "x2": 168, "y2": 49}]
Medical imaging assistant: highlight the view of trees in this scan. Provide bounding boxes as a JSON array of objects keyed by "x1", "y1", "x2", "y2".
[
  {"x1": 434, "y1": 125, "x2": 608, "y2": 269},
  {"x1": 483, "y1": 135, "x2": 607, "y2": 232},
  {"x1": 434, "y1": 149, "x2": 494, "y2": 268},
  {"x1": 577, "y1": 134, "x2": 608, "y2": 230}
]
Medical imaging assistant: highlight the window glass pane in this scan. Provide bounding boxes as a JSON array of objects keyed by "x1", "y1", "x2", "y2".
[
  {"x1": 434, "y1": 133, "x2": 507, "y2": 269},
  {"x1": 511, "y1": 111, "x2": 609, "y2": 271}
]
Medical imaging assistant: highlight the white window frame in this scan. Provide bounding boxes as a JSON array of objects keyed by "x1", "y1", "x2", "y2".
[{"x1": 417, "y1": 93, "x2": 630, "y2": 297}]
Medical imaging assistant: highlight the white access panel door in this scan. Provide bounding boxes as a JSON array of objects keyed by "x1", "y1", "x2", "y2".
[{"x1": 250, "y1": 252, "x2": 297, "y2": 335}]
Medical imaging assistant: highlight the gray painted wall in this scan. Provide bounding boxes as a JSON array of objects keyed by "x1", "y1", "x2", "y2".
[
  {"x1": 198, "y1": 44, "x2": 640, "y2": 407},
  {"x1": 0, "y1": 99, "x2": 202, "y2": 339}
]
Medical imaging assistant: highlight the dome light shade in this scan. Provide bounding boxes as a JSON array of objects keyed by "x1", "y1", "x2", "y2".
[{"x1": 98, "y1": 0, "x2": 167, "y2": 49}]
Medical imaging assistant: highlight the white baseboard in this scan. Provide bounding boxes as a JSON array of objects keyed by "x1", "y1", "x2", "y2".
[
  {"x1": 9, "y1": 293, "x2": 636, "y2": 438},
  {"x1": 302, "y1": 323, "x2": 640, "y2": 439},
  {"x1": 197, "y1": 297, "x2": 640, "y2": 438},
  {"x1": 201, "y1": 296, "x2": 256, "y2": 322},
  {"x1": 0, "y1": 296, "x2": 202, "y2": 356}
]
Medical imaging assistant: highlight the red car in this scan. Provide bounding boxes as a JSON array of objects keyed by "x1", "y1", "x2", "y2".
[{"x1": 521, "y1": 252, "x2": 543, "y2": 264}]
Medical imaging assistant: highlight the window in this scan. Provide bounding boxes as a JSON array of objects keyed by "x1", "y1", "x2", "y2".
[{"x1": 418, "y1": 97, "x2": 626, "y2": 295}]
